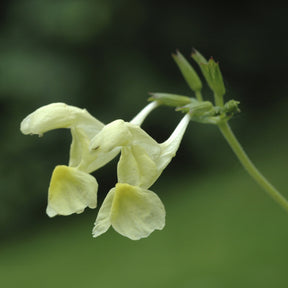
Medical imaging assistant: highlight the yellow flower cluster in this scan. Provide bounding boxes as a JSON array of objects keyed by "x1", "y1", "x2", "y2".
[{"x1": 20, "y1": 102, "x2": 190, "y2": 240}]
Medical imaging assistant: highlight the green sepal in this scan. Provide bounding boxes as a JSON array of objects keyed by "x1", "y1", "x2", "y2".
[
  {"x1": 148, "y1": 93, "x2": 194, "y2": 107},
  {"x1": 176, "y1": 100, "x2": 213, "y2": 115},
  {"x1": 172, "y1": 50, "x2": 202, "y2": 93}
]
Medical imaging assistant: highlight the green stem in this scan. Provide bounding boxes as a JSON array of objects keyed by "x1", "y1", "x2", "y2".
[
  {"x1": 214, "y1": 93, "x2": 224, "y2": 107},
  {"x1": 195, "y1": 90, "x2": 203, "y2": 102},
  {"x1": 218, "y1": 121, "x2": 288, "y2": 213}
]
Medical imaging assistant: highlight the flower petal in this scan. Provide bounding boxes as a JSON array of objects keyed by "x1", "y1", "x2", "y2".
[
  {"x1": 158, "y1": 114, "x2": 190, "y2": 171},
  {"x1": 92, "y1": 188, "x2": 115, "y2": 238},
  {"x1": 127, "y1": 123, "x2": 161, "y2": 160},
  {"x1": 117, "y1": 146, "x2": 158, "y2": 189},
  {"x1": 69, "y1": 127, "x2": 120, "y2": 173},
  {"x1": 110, "y1": 183, "x2": 165, "y2": 240},
  {"x1": 46, "y1": 165, "x2": 98, "y2": 217},
  {"x1": 69, "y1": 127, "x2": 90, "y2": 168},
  {"x1": 90, "y1": 119, "x2": 133, "y2": 152},
  {"x1": 20, "y1": 103, "x2": 104, "y2": 136},
  {"x1": 81, "y1": 148, "x2": 120, "y2": 174}
]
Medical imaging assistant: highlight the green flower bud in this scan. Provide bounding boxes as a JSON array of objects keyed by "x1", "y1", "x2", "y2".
[
  {"x1": 172, "y1": 50, "x2": 202, "y2": 93},
  {"x1": 148, "y1": 93, "x2": 193, "y2": 107},
  {"x1": 201, "y1": 58, "x2": 226, "y2": 98},
  {"x1": 224, "y1": 100, "x2": 240, "y2": 114},
  {"x1": 177, "y1": 100, "x2": 213, "y2": 115},
  {"x1": 191, "y1": 48, "x2": 208, "y2": 65},
  {"x1": 192, "y1": 49, "x2": 226, "y2": 106}
]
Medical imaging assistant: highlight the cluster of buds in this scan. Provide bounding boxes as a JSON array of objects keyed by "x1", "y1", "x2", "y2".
[{"x1": 150, "y1": 49, "x2": 240, "y2": 124}]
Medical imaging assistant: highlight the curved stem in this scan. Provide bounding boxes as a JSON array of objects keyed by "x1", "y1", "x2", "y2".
[{"x1": 218, "y1": 121, "x2": 288, "y2": 213}]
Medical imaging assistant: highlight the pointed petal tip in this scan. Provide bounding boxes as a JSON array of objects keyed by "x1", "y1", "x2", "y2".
[{"x1": 92, "y1": 225, "x2": 109, "y2": 238}]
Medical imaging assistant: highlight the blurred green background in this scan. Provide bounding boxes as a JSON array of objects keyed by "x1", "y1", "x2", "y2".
[{"x1": 1, "y1": 1, "x2": 288, "y2": 287}]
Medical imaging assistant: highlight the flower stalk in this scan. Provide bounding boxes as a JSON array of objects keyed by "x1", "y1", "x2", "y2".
[{"x1": 218, "y1": 121, "x2": 288, "y2": 213}]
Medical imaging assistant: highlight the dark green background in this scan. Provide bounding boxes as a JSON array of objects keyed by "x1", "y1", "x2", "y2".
[{"x1": 0, "y1": 1, "x2": 288, "y2": 287}]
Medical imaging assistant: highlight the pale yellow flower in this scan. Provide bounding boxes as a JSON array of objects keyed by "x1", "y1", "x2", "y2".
[
  {"x1": 91, "y1": 114, "x2": 191, "y2": 240},
  {"x1": 20, "y1": 102, "x2": 158, "y2": 217}
]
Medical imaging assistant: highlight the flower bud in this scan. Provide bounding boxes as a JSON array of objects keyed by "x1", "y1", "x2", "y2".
[
  {"x1": 148, "y1": 93, "x2": 193, "y2": 107},
  {"x1": 176, "y1": 101, "x2": 213, "y2": 116},
  {"x1": 172, "y1": 50, "x2": 203, "y2": 93},
  {"x1": 201, "y1": 58, "x2": 226, "y2": 98},
  {"x1": 224, "y1": 100, "x2": 240, "y2": 114},
  {"x1": 191, "y1": 49, "x2": 226, "y2": 104},
  {"x1": 191, "y1": 48, "x2": 208, "y2": 65}
]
